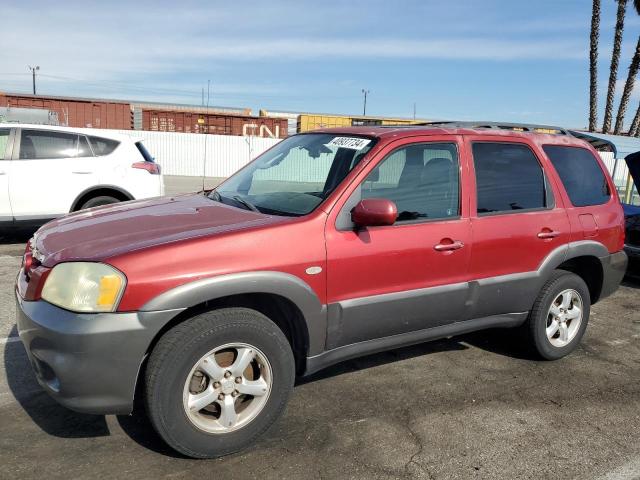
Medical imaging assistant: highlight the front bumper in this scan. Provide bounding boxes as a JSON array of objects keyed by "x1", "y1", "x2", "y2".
[
  {"x1": 16, "y1": 292, "x2": 183, "y2": 415},
  {"x1": 599, "y1": 250, "x2": 629, "y2": 300}
]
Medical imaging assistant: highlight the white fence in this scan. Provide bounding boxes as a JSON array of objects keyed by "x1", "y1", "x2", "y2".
[
  {"x1": 105, "y1": 129, "x2": 281, "y2": 177},
  {"x1": 598, "y1": 151, "x2": 635, "y2": 201},
  {"x1": 89, "y1": 130, "x2": 635, "y2": 198}
]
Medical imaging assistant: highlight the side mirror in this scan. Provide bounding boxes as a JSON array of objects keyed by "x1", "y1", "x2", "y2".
[{"x1": 351, "y1": 198, "x2": 397, "y2": 227}]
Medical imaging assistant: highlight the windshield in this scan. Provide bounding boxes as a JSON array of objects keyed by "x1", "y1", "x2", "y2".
[{"x1": 212, "y1": 133, "x2": 376, "y2": 216}]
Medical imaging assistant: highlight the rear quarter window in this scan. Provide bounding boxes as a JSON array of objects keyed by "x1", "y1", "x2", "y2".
[
  {"x1": 88, "y1": 136, "x2": 120, "y2": 156},
  {"x1": 543, "y1": 145, "x2": 610, "y2": 207}
]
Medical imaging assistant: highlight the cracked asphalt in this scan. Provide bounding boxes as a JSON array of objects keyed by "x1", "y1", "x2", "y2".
[{"x1": 1, "y1": 229, "x2": 639, "y2": 479}]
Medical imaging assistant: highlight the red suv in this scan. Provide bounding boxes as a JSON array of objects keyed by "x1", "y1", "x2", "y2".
[{"x1": 16, "y1": 124, "x2": 627, "y2": 458}]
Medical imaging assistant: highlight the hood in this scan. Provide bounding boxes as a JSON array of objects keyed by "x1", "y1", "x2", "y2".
[{"x1": 33, "y1": 194, "x2": 288, "y2": 266}]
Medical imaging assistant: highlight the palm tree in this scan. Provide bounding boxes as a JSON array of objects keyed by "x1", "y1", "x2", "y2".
[
  {"x1": 603, "y1": 0, "x2": 628, "y2": 133},
  {"x1": 630, "y1": 103, "x2": 640, "y2": 135},
  {"x1": 590, "y1": 0, "x2": 601, "y2": 132},
  {"x1": 614, "y1": 0, "x2": 640, "y2": 133}
]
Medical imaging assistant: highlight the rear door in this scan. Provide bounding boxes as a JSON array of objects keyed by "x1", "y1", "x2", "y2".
[
  {"x1": 10, "y1": 129, "x2": 99, "y2": 219},
  {"x1": 0, "y1": 128, "x2": 13, "y2": 221},
  {"x1": 465, "y1": 137, "x2": 570, "y2": 318}
]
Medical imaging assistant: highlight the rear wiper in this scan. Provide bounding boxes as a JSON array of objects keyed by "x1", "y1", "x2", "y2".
[{"x1": 232, "y1": 195, "x2": 260, "y2": 213}]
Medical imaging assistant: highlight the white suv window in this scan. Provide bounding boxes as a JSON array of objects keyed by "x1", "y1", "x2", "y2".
[
  {"x1": 88, "y1": 136, "x2": 119, "y2": 156},
  {"x1": 0, "y1": 129, "x2": 9, "y2": 159},
  {"x1": 19, "y1": 130, "x2": 79, "y2": 160}
]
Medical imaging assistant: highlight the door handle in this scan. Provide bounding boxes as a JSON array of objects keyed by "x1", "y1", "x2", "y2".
[
  {"x1": 434, "y1": 240, "x2": 465, "y2": 252},
  {"x1": 0, "y1": 172, "x2": 5, "y2": 175},
  {"x1": 72, "y1": 171, "x2": 93, "y2": 174},
  {"x1": 537, "y1": 230, "x2": 560, "y2": 239}
]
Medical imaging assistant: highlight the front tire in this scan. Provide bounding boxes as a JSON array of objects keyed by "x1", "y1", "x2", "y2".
[
  {"x1": 144, "y1": 308, "x2": 295, "y2": 458},
  {"x1": 525, "y1": 270, "x2": 591, "y2": 360},
  {"x1": 78, "y1": 195, "x2": 120, "y2": 210}
]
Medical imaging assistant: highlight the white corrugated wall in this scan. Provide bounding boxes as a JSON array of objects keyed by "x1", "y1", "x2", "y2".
[
  {"x1": 92, "y1": 129, "x2": 281, "y2": 177},
  {"x1": 86, "y1": 130, "x2": 634, "y2": 193}
]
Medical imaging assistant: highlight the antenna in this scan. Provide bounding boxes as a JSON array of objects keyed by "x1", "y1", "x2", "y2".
[{"x1": 201, "y1": 79, "x2": 211, "y2": 192}]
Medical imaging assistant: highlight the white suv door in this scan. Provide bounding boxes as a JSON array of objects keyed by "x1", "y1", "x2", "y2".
[
  {"x1": 0, "y1": 128, "x2": 12, "y2": 222},
  {"x1": 10, "y1": 128, "x2": 100, "y2": 219}
]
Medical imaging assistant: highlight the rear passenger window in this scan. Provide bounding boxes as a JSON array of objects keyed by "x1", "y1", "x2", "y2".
[
  {"x1": 543, "y1": 145, "x2": 610, "y2": 207},
  {"x1": 472, "y1": 143, "x2": 547, "y2": 214},
  {"x1": 88, "y1": 136, "x2": 119, "y2": 156},
  {"x1": 77, "y1": 136, "x2": 93, "y2": 157},
  {"x1": 19, "y1": 130, "x2": 78, "y2": 160},
  {"x1": 361, "y1": 143, "x2": 459, "y2": 221}
]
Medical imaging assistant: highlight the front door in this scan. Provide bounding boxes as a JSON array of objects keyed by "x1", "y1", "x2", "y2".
[
  {"x1": 0, "y1": 128, "x2": 12, "y2": 222},
  {"x1": 10, "y1": 128, "x2": 99, "y2": 219},
  {"x1": 325, "y1": 137, "x2": 472, "y2": 348}
]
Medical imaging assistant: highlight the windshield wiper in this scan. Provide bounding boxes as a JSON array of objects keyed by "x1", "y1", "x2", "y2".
[
  {"x1": 208, "y1": 190, "x2": 221, "y2": 201},
  {"x1": 232, "y1": 195, "x2": 260, "y2": 213}
]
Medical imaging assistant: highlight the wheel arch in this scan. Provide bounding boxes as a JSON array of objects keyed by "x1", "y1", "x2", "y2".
[
  {"x1": 70, "y1": 185, "x2": 135, "y2": 212},
  {"x1": 539, "y1": 240, "x2": 608, "y2": 304},
  {"x1": 140, "y1": 271, "x2": 327, "y2": 374}
]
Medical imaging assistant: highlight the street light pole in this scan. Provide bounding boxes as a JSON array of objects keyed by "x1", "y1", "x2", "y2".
[
  {"x1": 362, "y1": 89, "x2": 370, "y2": 116},
  {"x1": 28, "y1": 65, "x2": 40, "y2": 95}
]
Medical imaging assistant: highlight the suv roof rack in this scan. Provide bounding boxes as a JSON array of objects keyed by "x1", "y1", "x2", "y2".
[{"x1": 411, "y1": 121, "x2": 570, "y2": 135}]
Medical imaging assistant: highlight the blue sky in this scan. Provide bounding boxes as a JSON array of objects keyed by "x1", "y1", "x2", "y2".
[{"x1": 4, "y1": 0, "x2": 640, "y2": 129}]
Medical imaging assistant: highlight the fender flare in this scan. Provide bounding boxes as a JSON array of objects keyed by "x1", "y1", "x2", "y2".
[
  {"x1": 70, "y1": 185, "x2": 135, "y2": 212},
  {"x1": 140, "y1": 271, "x2": 327, "y2": 356},
  {"x1": 538, "y1": 240, "x2": 609, "y2": 278}
]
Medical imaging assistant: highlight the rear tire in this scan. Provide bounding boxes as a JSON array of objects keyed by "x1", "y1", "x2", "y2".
[
  {"x1": 524, "y1": 270, "x2": 591, "y2": 360},
  {"x1": 144, "y1": 308, "x2": 295, "y2": 459},
  {"x1": 78, "y1": 195, "x2": 120, "y2": 210}
]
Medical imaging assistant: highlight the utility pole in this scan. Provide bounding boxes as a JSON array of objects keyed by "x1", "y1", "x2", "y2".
[
  {"x1": 362, "y1": 89, "x2": 370, "y2": 116},
  {"x1": 413, "y1": 102, "x2": 416, "y2": 120},
  {"x1": 28, "y1": 65, "x2": 40, "y2": 95}
]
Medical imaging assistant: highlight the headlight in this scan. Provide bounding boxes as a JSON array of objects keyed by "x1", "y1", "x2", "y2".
[{"x1": 41, "y1": 262, "x2": 126, "y2": 313}]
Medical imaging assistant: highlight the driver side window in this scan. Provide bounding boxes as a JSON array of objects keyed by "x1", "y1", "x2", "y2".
[{"x1": 361, "y1": 143, "x2": 460, "y2": 222}]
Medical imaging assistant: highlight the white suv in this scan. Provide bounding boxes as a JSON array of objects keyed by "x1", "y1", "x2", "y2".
[{"x1": 0, "y1": 124, "x2": 164, "y2": 226}]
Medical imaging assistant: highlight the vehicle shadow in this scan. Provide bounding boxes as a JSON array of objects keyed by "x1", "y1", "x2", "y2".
[
  {"x1": 5, "y1": 320, "x2": 538, "y2": 455},
  {"x1": 3, "y1": 325, "x2": 110, "y2": 438},
  {"x1": 299, "y1": 336, "x2": 470, "y2": 385},
  {"x1": 622, "y1": 274, "x2": 640, "y2": 288},
  {"x1": 0, "y1": 227, "x2": 35, "y2": 244}
]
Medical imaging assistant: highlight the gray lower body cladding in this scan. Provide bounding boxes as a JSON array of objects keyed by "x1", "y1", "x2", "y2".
[
  {"x1": 305, "y1": 312, "x2": 528, "y2": 376},
  {"x1": 600, "y1": 250, "x2": 628, "y2": 298},
  {"x1": 15, "y1": 293, "x2": 183, "y2": 415},
  {"x1": 14, "y1": 249, "x2": 627, "y2": 415}
]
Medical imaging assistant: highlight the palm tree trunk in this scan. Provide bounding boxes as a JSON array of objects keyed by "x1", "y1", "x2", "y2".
[
  {"x1": 630, "y1": 103, "x2": 640, "y2": 135},
  {"x1": 590, "y1": 0, "x2": 601, "y2": 132},
  {"x1": 614, "y1": 36, "x2": 640, "y2": 134},
  {"x1": 603, "y1": 0, "x2": 628, "y2": 133}
]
